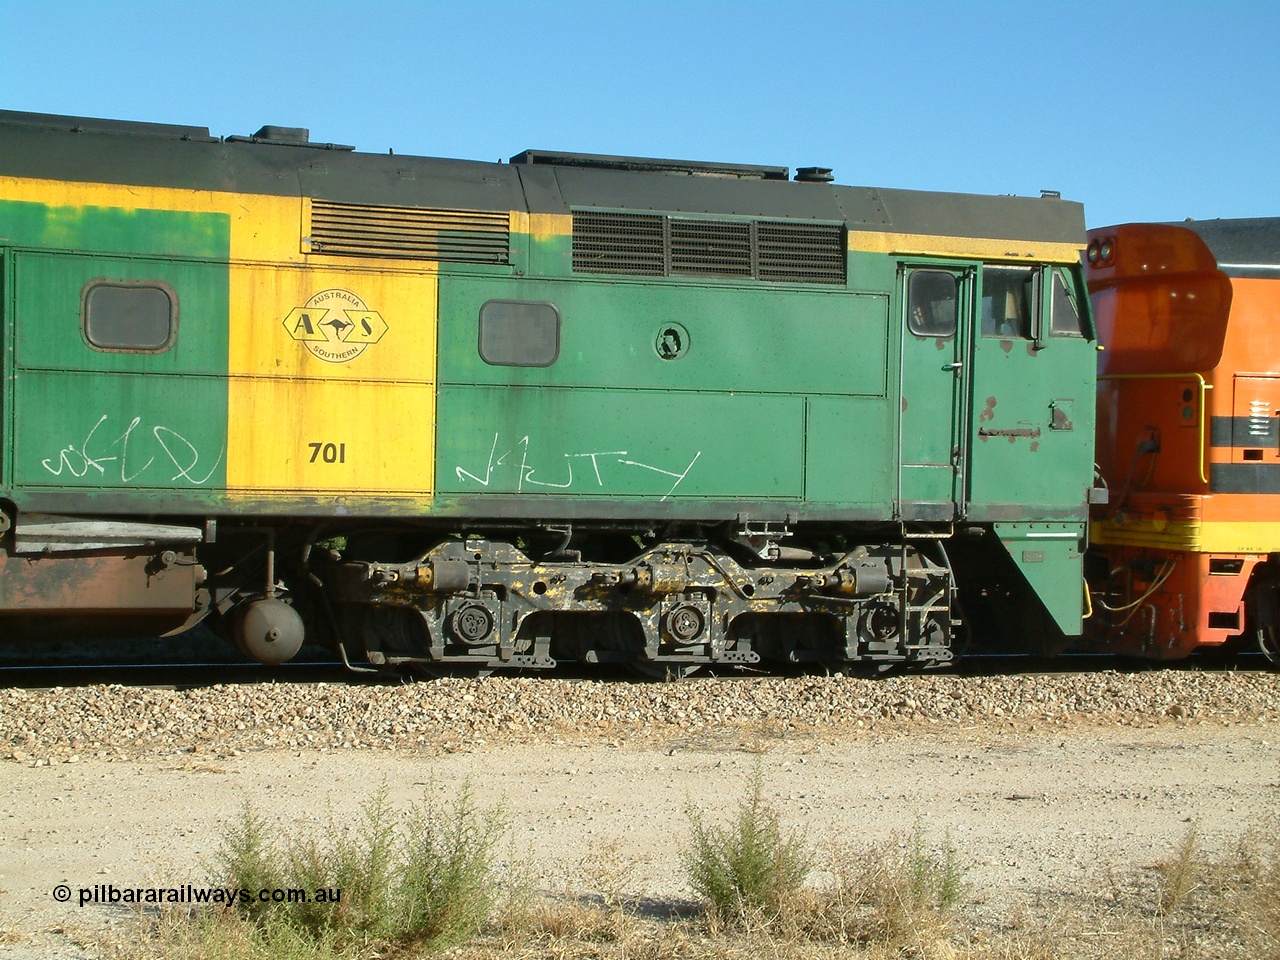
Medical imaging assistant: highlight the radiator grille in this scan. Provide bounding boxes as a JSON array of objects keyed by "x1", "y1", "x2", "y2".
[
  {"x1": 572, "y1": 211, "x2": 664, "y2": 275},
  {"x1": 307, "y1": 200, "x2": 510, "y2": 263},
  {"x1": 671, "y1": 219, "x2": 752, "y2": 277},
  {"x1": 572, "y1": 211, "x2": 845, "y2": 284},
  {"x1": 757, "y1": 222, "x2": 847, "y2": 284}
]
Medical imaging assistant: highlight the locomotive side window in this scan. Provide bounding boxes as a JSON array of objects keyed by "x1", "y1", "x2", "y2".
[
  {"x1": 980, "y1": 266, "x2": 1038, "y2": 339},
  {"x1": 906, "y1": 270, "x2": 957, "y2": 337},
  {"x1": 82, "y1": 280, "x2": 177, "y2": 352},
  {"x1": 478, "y1": 299, "x2": 561, "y2": 366},
  {"x1": 1049, "y1": 268, "x2": 1085, "y2": 336}
]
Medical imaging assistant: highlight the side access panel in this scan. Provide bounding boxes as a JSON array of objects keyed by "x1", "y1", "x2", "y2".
[{"x1": 994, "y1": 521, "x2": 1085, "y2": 635}]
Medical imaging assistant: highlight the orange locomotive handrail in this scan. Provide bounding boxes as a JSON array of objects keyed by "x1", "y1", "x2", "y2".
[{"x1": 1097, "y1": 372, "x2": 1213, "y2": 484}]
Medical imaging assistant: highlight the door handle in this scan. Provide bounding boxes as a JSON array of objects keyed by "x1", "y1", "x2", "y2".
[{"x1": 941, "y1": 361, "x2": 963, "y2": 372}]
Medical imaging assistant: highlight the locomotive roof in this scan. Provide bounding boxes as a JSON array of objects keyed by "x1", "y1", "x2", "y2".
[
  {"x1": 0, "y1": 109, "x2": 1084, "y2": 248},
  {"x1": 1176, "y1": 218, "x2": 1280, "y2": 278}
]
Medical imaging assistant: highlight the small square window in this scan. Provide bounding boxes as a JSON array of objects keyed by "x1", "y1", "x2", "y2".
[
  {"x1": 906, "y1": 270, "x2": 957, "y2": 338},
  {"x1": 83, "y1": 280, "x2": 177, "y2": 352},
  {"x1": 478, "y1": 299, "x2": 561, "y2": 367}
]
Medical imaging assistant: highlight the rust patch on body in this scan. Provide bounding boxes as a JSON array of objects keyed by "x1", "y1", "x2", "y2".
[{"x1": 978, "y1": 426, "x2": 1042, "y2": 442}]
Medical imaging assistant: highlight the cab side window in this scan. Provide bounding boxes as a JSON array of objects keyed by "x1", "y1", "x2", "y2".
[
  {"x1": 980, "y1": 266, "x2": 1038, "y2": 339},
  {"x1": 1049, "y1": 268, "x2": 1085, "y2": 336},
  {"x1": 906, "y1": 270, "x2": 958, "y2": 338}
]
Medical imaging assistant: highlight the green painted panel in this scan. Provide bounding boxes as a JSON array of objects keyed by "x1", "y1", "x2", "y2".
[
  {"x1": 3, "y1": 203, "x2": 231, "y2": 500},
  {"x1": 994, "y1": 522, "x2": 1085, "y2": 635},
  {"x1": 437, "y1": 385, "x2": 804, "y2": 499},
  {"x1": 13, "y1": 371, "x2": 227, "y2": 492},
  {"x1": 438, "y1": 276, "x2": 888, "y2": 398},
  {"x1": 15, "y1": 252, "x2": 229, "y2": 375},
  {"x1": 966, "y1": 335, "x2": 1095, "y2": 511},
  {"x1": 523, "y1": 232, "x2": 571, "y2": 278},
  {"x1": 0, "y1": 200, "x2": 229, "y2": 258},
  {"x1": 804, "y1": 397, "x2": 894, "y2": 508}
]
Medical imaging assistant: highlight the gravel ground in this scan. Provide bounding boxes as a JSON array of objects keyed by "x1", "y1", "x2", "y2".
[
  {"x1": 1, "y1": 669, "x2": 1278, "y2": 959},
  {"x1": 2, "y1": 669, "x2": 1279, "y2": 763}
]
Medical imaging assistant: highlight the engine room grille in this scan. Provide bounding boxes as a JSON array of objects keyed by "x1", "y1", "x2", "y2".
[
  {"x1": 306, "y1": 199, "x2": 510, "y2": 263},
  {"x1": 572, "y1": 211, "x2": 665, "y2": 275},
  {"x1": 572, "y1": 211, "x2": 845, "y2": 284}
]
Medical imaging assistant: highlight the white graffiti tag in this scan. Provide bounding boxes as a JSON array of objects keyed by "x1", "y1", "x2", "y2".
[
  {"x1": 41, "y1": 414, "x2": 225, "y2": 485},
  {"x1": 456, "y1": 434, "x2": 701, "y2": 501}
]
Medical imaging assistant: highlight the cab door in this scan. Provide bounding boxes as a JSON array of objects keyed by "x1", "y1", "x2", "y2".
[
  {"x1": 898, "y1": 266, "x2": 974, "y2": 520},
  {"x1": 966, "y1": 264, "x2": 1095, "y2": 512}
]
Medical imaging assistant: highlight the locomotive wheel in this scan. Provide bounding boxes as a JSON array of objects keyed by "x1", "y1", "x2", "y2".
[
  {"x1": 591, "y1": 613, "x2": 699, "y2": 680},
  {"x1": 354, "y1": 606, "x2": 496, "y2": 679},
  {"x1": 232, "y1": 597, "x2": 305, "y2": 665}
]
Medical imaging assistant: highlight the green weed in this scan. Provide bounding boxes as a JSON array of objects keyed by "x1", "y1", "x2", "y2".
[{"x1": 681, "y1": 762, "x2": 813, "y2": 927}]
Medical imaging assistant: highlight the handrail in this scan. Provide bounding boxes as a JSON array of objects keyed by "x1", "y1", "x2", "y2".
[{"x1": 1098, "y1": 372, "x2": 1212, "y2": 484}]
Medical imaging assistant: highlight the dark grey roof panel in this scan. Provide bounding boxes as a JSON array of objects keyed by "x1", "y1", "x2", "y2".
[
  {"x1": 549, "y1": 166, "x2": 846, "y2": 221},
  {"x1": 833, "y1": 188, "x2": 892, "y2": 228},
  {"x1": 295, "y1": 150, "x2": 523, "y2": 212},
  {"x1": 1176, "y1": 218, "x2": 1280, "y2": 277},
  {"x1": 870, "y1": 187, "x2": 1086, "y2": 244},
  {"x1": 0, "y1": 117, "x2": 523, "y2": 212},
  {"x1": 0, "y1": 109, "x2": 213, "y2": 141},
  {"x1": 511, "y1": 149, "x2": 788, "y2": 180},
  {"x1": 513, "y1": 164, "x2": 567, "y2": 215}
]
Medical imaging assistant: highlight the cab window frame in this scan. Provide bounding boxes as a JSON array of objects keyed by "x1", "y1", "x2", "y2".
[
  {"x1": 979, "y1": 264, "x2": 1040, "y2": 341},
  {"x1": 81, "y1": 278, "x2": 178, "y2": 354},
  {"x1": 1049, "y1": 266, "x2": 1087, "y2": 338},
  {"x1": 905, "y1": 268, "x2": 959, "y2": 339},
  {"x1": 478, "y1": 298, "x2": 562, "y2": 367}
]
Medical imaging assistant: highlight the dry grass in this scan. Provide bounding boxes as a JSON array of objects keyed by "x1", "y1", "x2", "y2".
[{"x1": 96, "y1": 787, "x2": 1280, "y2": 960}]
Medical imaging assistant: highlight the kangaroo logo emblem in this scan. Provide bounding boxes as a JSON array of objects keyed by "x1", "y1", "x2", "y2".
[{"x1": 283, "y1": 289, "x2": 387, "y2": 364}]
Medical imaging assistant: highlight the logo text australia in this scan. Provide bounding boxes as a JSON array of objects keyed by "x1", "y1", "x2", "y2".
[{"x1": 283, "y1": 289, "x2": 387, "y2": 363}]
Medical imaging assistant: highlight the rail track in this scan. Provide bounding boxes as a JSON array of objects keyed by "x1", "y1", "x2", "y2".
[{"x1": 0, "y1": 644, "x2": 1273, "y2": 692}]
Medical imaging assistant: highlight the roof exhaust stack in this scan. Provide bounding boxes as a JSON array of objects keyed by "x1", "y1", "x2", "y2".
[{"x1": 794, "y1": 166, "x2": 834, "y2": 183}]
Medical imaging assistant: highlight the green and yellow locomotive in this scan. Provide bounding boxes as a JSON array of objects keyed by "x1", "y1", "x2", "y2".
[{"x1": 0, "y1": 111, "x2": 1097, "y2": 673}]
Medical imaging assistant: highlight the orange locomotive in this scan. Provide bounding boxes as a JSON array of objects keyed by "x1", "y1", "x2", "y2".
[{"x1": 1086, "y1": 218, "x2": 1280, "y2": 663}]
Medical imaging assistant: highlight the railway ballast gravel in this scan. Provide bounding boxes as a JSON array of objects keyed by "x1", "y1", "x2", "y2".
[{"x1": 3, "y1": 671, "x2": 1279, "y2": 764}]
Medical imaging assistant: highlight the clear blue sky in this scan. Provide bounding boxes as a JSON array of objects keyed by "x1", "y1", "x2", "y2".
[{"x1": 4, "y1": 0, "x2": 1276, "y2": 228}]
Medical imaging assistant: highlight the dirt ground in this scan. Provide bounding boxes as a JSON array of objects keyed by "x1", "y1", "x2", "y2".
[{"x1": 1, "y1": 720, "x2": 1277, "y2": 958}]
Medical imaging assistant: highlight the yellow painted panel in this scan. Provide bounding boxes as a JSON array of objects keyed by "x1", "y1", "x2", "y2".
[
  {"x1": 0, "y1": 176, "x2": 303, "y2": 263},
  {"x1": 1091, "y1": 519, "x2": 1280, "y2": 554},
  {"x1": 226, "y1": 266, "x2": 438, "y2": 492},
  {"x1": 511, "y1": 210, "x2": 572, "y2": 240},
  {"x1": 848, "y1": 230, "x2": 1083, "y2": 264},
  {"x1": 226, "y1": 377, "x2": 435, "y2": 494},
  {"x1": 227, "y1": 265, "x2": 437, "y2": 381}
]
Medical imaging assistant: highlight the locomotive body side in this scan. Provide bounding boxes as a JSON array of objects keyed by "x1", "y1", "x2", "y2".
[
  {"x1": 1087, "y1": 218, "x2": 1280, "y2": 660},
  {"x1": 0, "y1": 111, "x2": 1096, "y2": 671}
]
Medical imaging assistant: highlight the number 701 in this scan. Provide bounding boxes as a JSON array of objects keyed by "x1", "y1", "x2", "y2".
[{"x1": 308, "y1": 442, "x2": 347, "y2": 464}]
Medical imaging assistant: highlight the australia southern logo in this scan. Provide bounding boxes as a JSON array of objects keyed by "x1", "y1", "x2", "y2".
[{"x1": 282, "y1": 289, "x2": 387, "y2": 363}]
